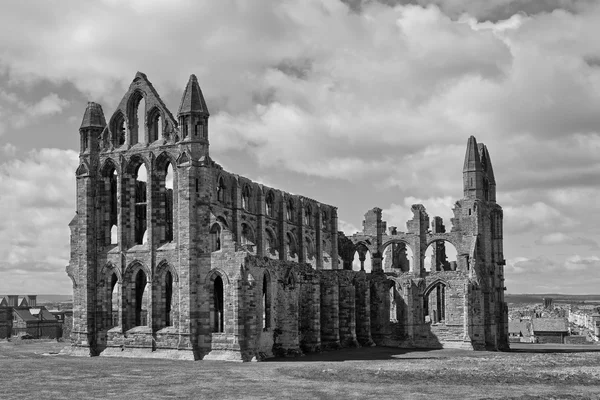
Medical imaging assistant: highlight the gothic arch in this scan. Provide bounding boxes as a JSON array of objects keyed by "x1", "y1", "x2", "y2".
[
  {"x1": 155, "y1": 151, "x2": 177, "y2": 173},
  {"x1": 123, "y1": 260, "x2": 151, "y2": 283},
  {"x1": 100, "y1": 158, "x2": 119, "y2": 176},
  {"x1": 76, "y1": 162, "x2": 89, "y2": 176},
  {"x1": 379, "y1": 238, "x2": 414, "y2": 256},
  {"x1": 125, "y1": 154, "x2": 151, "y2": 175},
  {"x1": 109, "y1": 110, "x2": 126, "y2": 147},
  {"x1": 424, "y1": 279, "x2": 450, "y2": 297},
  {"x1": 100, "y1": 262, "x2": 122, "y2": 284},
  {"x1": 204, "y1": 269, "x2": 231, "y2": 286},
  {"x1": 177, "y1": 151, "x2": 190, "y2": 166},
  {"x1": 154, "y1": 260, "x2": 179, "y2": 284}
]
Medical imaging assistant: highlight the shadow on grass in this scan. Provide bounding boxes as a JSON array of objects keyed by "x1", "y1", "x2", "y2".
[
  {"x1": 509, "y1": 343, "x2": 600, "y2": 354},
  {"x1": 265, "y1": 346, "x2": 449, "y2": 362}
]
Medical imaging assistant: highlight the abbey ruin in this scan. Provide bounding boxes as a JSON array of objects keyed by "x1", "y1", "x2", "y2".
[{"x1": 66, "y1": 72, "x2": 509, "y2": 361}]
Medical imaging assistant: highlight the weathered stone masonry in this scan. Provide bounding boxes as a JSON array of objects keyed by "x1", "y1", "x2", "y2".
[{"x1": 66, "y1": 72, "x2": 508, "y2": 361}]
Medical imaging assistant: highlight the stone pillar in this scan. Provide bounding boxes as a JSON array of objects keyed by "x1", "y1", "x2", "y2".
[
  {"x1": 338, "y1": 273, "x2": 358, "y2": 348},
  {"x1": 70, "y1": 170, "x2": 98, "y2": 356},
  {"x1": 316, "y1": 206, "x2": 323, "y2": 270},
  {"x1": 320, "y1": 272, "x2": 340, "y2": 349},
  {"x1": 298, "y1": 199, "x2": 305, "y2": 264},
  {"x1": 256, "y1": 190, "x2": 265, "y2": 257},
  {"x1": 298, "y1": 272, "x2": 321, "y2": 352},
  {"x1": 280, "y1": 196, "x2": 288, "y2": 261},
  {"x1": 354, "y1": 274, "x2": 374, "y2": 346},
  {"x1": 331, "y1": 208, "x2": 339, "y2": 270}
]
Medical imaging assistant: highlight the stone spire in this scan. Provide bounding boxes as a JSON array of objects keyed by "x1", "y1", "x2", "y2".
[
  {"x1": 463, "y1": 136, "x2": 485, "y2": 200},
  {"x1": 80, "y1": 102, "x2": 106, "y2": 130},
  {"x1": 479, "y1": 143, "x2": 496, "y2": 186},
  {"x1": 178, "y1": 74, "x2": 209, "y2": 117},
  {"x1": 463, "y1": 136, "x2": 482, "y2": 174}
]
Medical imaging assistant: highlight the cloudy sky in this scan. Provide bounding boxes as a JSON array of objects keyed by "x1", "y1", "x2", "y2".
[{"x1": 1, "y1": 0, "x2": 599, "y2": 295}]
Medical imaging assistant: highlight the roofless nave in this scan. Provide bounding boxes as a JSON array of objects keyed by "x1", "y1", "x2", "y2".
[{"x1": 65, "y1": 72, "x2": 508, "y2": 361}]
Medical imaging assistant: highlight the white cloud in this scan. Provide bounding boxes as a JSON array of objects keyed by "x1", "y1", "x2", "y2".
[
  {"x1": 535, "y1": 232, "x2": 598, "y2": 248},
  {"x1": 0, "y1": 147, "x2": 78, "y2": 293},
  {"x1": 503, "y1": 201, "x2": 576, "y2": 234},
  {"x1": 383, "y1": 195, "x2": 455, "y2": 231}
]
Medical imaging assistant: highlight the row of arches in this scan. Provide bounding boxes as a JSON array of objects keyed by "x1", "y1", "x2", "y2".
[
  {"x1": 103, "y1": 261, "x2": 177, "y2": 332},
  {"x1": 388, "y1": 280, "x2": 449, "y2": 325},
  {"x1": 215, "y1": 175, "x2": 330, "y2": 229},
  {"x1": 209, "y1": 220, "x2": 325, "y2": 264},
  {"x1": 97, "y1": 156, "x2": 175, "y2": 248},
  {"x1": 208, "y1": 269, "x2": 273, "y2": 334},
  {"x1": 349, "y1": 240, "x2": 458, "y2": 273},
  {"x1": 106, "y1": 88, "x2": 188, "y2": 149}
]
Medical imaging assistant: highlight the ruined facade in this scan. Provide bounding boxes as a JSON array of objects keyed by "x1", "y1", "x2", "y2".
[{"x1": 66, "y1": 72, "x2": 508, "y2": 361}]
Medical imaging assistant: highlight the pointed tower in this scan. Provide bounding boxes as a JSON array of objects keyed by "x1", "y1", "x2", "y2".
[
  {"x1": 178, "y1": 74, "x2": 210, "y2": 158},
  {"x1": 79, "y1": 102, "x2": 106, "y2": 154},
  {"x1": 462, "y1": 136, "x2": 484, "y2": 199},
  {"x1": 478, "y1": 144, "x2": 496, "y2": 202}
]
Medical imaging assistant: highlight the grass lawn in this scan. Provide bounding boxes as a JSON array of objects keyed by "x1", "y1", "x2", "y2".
[{"x1": 1, "y1": 340, "x2": 600, "y2": 399}]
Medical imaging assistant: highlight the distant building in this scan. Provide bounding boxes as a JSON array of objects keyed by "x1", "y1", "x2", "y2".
[
  {"x1": 543, "y1": 297, "x2": 553, "y2": 309},
  {"x1": 508, "y1": 320, "x2": 533, "y2": 343},
  {"x1": 0, "y1": 295, "x2": 61, "y2": 339},
  {"x1": 568, "y1": 308, "x2": 600, "y2": 341},
  {"x1": 531, "y1": 318, "x2": 569, "y2": 344}
]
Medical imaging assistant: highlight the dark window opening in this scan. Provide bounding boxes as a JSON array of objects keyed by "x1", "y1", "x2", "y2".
[
  {"x1": 164, "y1": 163, "x2": 174, "y2": 243},
  {"x1": 213, "y1": 276, "x2": 224, "y2": 333},
  {"x1": 286, "y1": 200, "x2": 294, "y2": 222},
  {"x1": 135, "y1": 270, "x2": 148, "y2": 327},
  {"x1": 134, "y1": 165, "x2": 148, "y2": 245},
  {"x1": 217, "y1": 178, "x2": 225, "y2": 202},
  {"x1": 112, "y1": 114, "x2": 126, "y2": 146},
  {"x1": 165, "y1": 271, "x2": 173, "y2": 326},
  {"x1": 110, "y1": 273, "x2": 119, "y2": 327},
  {"x1": 263, "y1": 273, "x2": 271, "y2": 329},
  {"x1": 210, "y1": 223, "x2": 221, "y2": 252},
  {"x1": 148, "y1": 109, "x2": 162, "y2": 142},
  {"x1": 266, "y1": 192, "x2": 274, "y2": 217},
  {"x1": 242, "y1": 186, "x2": 250, "y2": 211},
  {"x1": 424, "y1": 284, "x2": 446, "y2": 324},
  {"x1": 304, "y1": 206, "x2": 312, "y2": 226}
]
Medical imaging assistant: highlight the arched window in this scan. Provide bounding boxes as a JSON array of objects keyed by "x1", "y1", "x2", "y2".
[
  {"x1": 134, "y1": 269, "x2": 148, "y2": 326},
  {"x1": 102, "y1": 163, "x2": 118, "y2": 246},
  {"x1": 130, "y1": 93, "x2": 146, "y2": 145},
  {"x1": 304, "y1": 206, "x2": 312, "y2": 226},
  {"x1": 382, "y1": 242, "x2": 414, "y2": 273},
  {"x1": 286, "y1": 232, "x2": 297, "y2": 258},
  {"x1": 424, "y1": 240, "x2": 458, "y2": 272},
  {"x1": 110, "y1": 273, "x2": 119, "y2": 327},
  {"x1": 164, "y1": 163, "x2": 174, "y2": 243},
  {"x1": 165, "y1": 271, "x2": 173, "y2": 326},
  {"x1": 217, "y1": 177, "x2": 225, "y2": 202},
  {"x1": 352, "y1": 244, "x2": 372, "y2": 272},
  {"x1": 213, "y1": 276, "x2": 224, "y2": 333},
  {"x1": 305, "y1": 236, "x2": 315, "y2": 260},
  {"x1": 389, "y1": 286, "x2": 397, "y2": 323},
  {"x1": 424, "y1": 282, "x2": 446, "y2": 324},
  {"x1": 210, "y1": 223, "x2": 221, "y2": 252},
  {"x1": 112, "y1": 113, "x2": 126, "y2": 147},
  {"x1": 134, "y1": 164, "x2": 148, "y2": 245},
  {"x1": 266, "y1": 191, "x2": 275, "y2": 217},
  {"x1": 286, "y1": 199, "x2": 294, "y2": 222},
  {"x1": 265, "y1": 229, "x2": 276, "y2": 256},
  {"x1": 241, "y1": 223, "x2": 255, "y2": 252},
  {"x1": 262, "y1": 273, "x2": 271, "y2": 329},
  {"x1": 148, "y1": 108, "x2": 162, "y2": 142},
  {"x1": 242, "y1": 185, "x2": 250, "y2": 211},
  {"x1": 321, "y1": 210, "x2": 327, "y2": 229}
]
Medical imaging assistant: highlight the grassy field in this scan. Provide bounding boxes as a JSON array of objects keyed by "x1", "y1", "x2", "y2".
[{"x1": 1, "y1": 340, "x2": 600, "y2": 399}]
